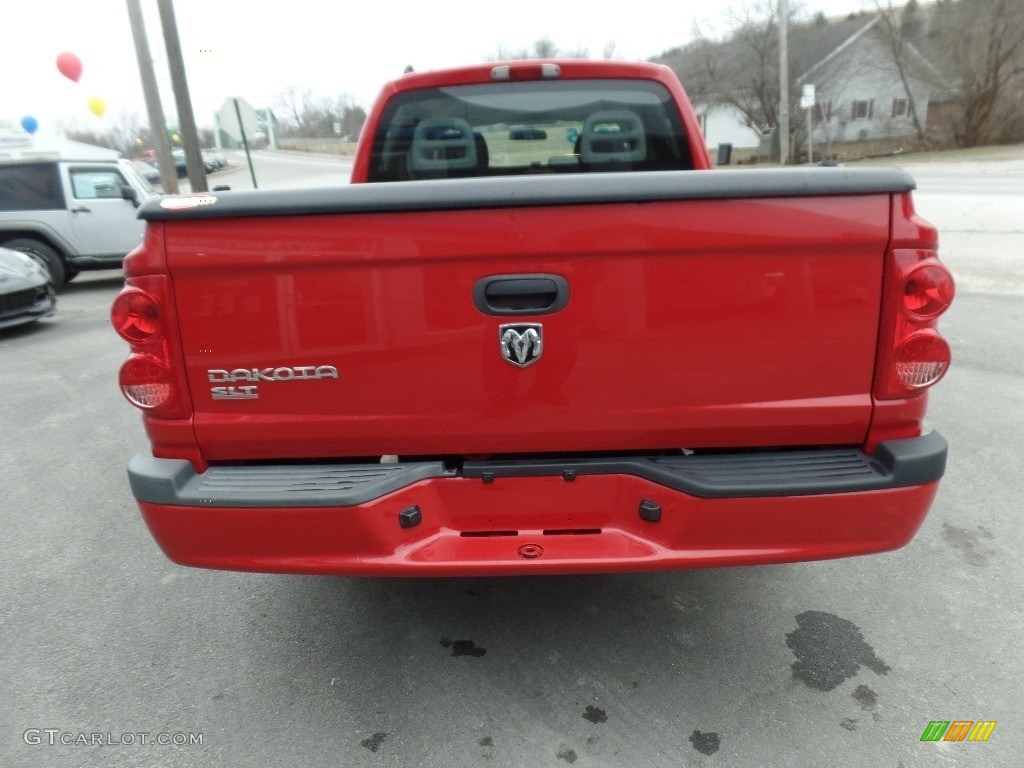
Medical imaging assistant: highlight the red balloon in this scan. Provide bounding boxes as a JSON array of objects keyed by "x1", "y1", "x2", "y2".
[{"x1": 56, "y1": 52, "x2": 83, "y2": 83}]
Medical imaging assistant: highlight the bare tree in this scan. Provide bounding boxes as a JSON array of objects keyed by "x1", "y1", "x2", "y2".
[
  {"x1": 929, "y1": 0, "x2": 1024, "y2": 146},
  {"x1": 58, "y1": 111, "x2": 156, "y2": 156},
  {"x1": 873, "y1": 0, "x2": 930, "y2": 142},
  {"x1": 332, "y1": 94, "x2": 367, "y2": 141},
  {"x1": 687, "y1": 1, "x2": 804, "y2": 133},
  {"x1": 489, "y1": 44, "x2": 528, "y2": 61},
  {"x1": 272, "y1": 87, "x2": 367, "y2": 140},
  {"x1": 104, "y1": 110, "x2": 146, "y2": 155},
  {"x1": 532, "y1": 37, "x2": 559, "y2": 58},
  {"x1": 274, "y1": 85, "x2": 324, "y2": 136},
  {"x1": 489, "y1": 38, "x2": 596, "y2": 61}
]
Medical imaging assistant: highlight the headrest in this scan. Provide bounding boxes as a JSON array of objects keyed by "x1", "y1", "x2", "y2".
[
  {"x1": 408, "y1": 118, "x2": 478, "y2": 174},
  {"x1": 580, "y1": 110, "x2": 646, "y2": 164}
]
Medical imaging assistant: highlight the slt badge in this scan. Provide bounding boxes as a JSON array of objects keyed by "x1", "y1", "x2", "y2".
[
  {"x1": 499, "y1": 323, "x2": 542, "y2": 367},
  {"x1": 207, "y1": 364, "x2": 338, "y2": 400}
]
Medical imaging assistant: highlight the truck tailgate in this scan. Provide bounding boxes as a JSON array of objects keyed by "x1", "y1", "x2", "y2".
[{"x1": 162, "y1": 191, "x2": 890, "y2": 461}]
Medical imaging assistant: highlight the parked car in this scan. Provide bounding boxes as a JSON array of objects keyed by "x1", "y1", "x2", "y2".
[
  {"x1": 170, "y1": 149, "x2": 226, "y2": 176},
  {"x1": 201, "y1": 150, "x2": 225, "y2": 171},
  {"x1": 0, "y1": 245, "x2": 56, "y2": 330},
  {"x1": 0, "y1": 158, "x2": 153, "y2": 288},
  {"x1": 170, "y1": 150, "x2": 188, "y2": 178},
  {"x1": 132, "y1": 160, "x2": 161, "y2": 184}
]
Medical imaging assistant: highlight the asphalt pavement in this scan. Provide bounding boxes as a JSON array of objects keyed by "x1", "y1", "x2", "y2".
[{"x1": 1, "y1": 152, "x2": 1021, "y2": 767}]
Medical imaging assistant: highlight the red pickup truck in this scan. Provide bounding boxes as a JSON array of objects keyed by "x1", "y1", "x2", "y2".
[{"x1": 113, "y1": 60, "x2": 953, "y2": 576}]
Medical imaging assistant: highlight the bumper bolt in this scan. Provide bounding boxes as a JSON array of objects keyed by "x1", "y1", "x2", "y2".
[
  {"x1": 518, "y1": 544, "x2": 543, "y2": 559},
  {"x1": 398, "y1": 505, "x2": 422, "y2": 529}
]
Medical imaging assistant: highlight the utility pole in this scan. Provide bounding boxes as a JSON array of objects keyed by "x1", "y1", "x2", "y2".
[
  {"x1": 807, "y1": 103, "x2": 813, "y2": 163},
  {"x1": 156, "y1": 0, "x2": 208, "y2": 192},
  {"x1": 778, "y1": 0, "x2": 790, "y2": 165},
  {"x1": 125, "y1": 0, "x2": 178, "y2": 193}
]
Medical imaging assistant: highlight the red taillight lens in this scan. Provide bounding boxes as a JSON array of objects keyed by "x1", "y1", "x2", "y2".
[
  {"x1": 903, "y1": 264, "x2": 954, "y2": 320},
  {"x1": 875, "y1": 242, "x2": 954, "y2": 401},
  {"x1": 112, "y1": 275, "x2": 190, "y2": 418},
  {"x1": 894, "y1": 332, "x2": 951, "y2": 389},
  {"x1": 111, "y1": 289, "x2": 161, "y2": 343},
  {"x1": 119, "y1": 354, "x2": 173, "y2": 409}
]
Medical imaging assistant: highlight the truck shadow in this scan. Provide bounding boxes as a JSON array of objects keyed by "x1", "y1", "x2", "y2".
[
  {"x1": 0, "y1": 317, "x2": 56, "y2": 341},
  {"x1": 239, "y1": 567, "x2": 795, "y2": 760},
  {"x1": 63, "y1": 274, "x2": 125, "y2": 293}
]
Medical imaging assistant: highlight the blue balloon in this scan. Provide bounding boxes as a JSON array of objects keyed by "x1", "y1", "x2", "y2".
[{"x1": 21, "y1": 116, "x2": 39, "y2": 134}]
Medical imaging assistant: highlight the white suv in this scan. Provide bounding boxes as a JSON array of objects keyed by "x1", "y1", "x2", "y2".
[{"x1": 0, "y1": 158, "x2": 154, "y2": 287}]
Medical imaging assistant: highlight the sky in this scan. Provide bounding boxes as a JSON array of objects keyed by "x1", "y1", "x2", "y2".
[{"x1": 1, "y1": 0, "x2": 874, "y2": 135}]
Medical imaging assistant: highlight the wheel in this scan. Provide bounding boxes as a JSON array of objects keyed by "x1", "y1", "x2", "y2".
[{"x1": 2, "y1": 237, "x2": 67, "y2": 288}]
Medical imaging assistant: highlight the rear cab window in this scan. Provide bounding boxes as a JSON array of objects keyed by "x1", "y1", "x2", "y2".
[{"x1": 368, "y1": 79, "x2": 694, "y2": 182}]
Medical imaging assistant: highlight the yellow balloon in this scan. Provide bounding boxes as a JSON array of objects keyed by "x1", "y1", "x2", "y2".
[{"x1": 87, "y1": 97, "x2": 107, "y2": 118}]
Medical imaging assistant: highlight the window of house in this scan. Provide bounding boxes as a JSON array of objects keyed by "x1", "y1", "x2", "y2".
[
  {"x1": 852, "y1": 100, "x2": 873, "y2": 120},
  {"x1": 892, "y1": 98, "x2": 908, "y2": 117}
]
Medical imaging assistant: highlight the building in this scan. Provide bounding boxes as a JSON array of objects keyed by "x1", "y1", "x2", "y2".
[
  {"x1": 795, "y1": 15, "x2": 940, "y2": 148},
  {"x1": 0, "y1": 129, "x2": 121, "y2": 162},
  {"x1": 657, "y1": 13, "x2": 943, "y2": 155}
]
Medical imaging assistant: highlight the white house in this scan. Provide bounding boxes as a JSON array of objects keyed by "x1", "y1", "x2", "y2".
[
  {"x1": 661, "y1": 13, "x2": 942, "y2": 155},
  {"x1": 796, "y1": 16, "x2": 939, "y2": 147},
  {"x1": 693, "y1": 104, "x2": 762, "y2": 149}
]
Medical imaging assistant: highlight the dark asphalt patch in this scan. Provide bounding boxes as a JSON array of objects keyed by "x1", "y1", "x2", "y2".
[
  {"x1": 440, "y1": 637, "x2": 487, "y2": 657},
  {"x1": 688, "y1": 730, "x2": 720, "y2": 755},
  {"x1": 360, "y1": 732, "x2": 386, "y2": 753},
  {"x1": 840, "y1": 718, "x2": 858, "y2": 731},
  {"x1": 583, "y1": 705, "x2": 607, "y2": 724},
  {"x1": 556, "y1": 747, "x2": 578, "y2": 763},
  {"x1": 852, "y1": 684, "x2": 878, "y2": 710},
  {"x1": 786, "y1": 611, "x2": 891, "y2": 691},
  {"x1": 479, "y1": 736, "x2": 493, "y2": 747},
  {"x1": 942, "y1": 522, "x2": 996, "y2": 566}
]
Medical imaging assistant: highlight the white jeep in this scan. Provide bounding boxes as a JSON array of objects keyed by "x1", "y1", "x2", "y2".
[{"x1": 0, "y1": 158, "x2": 153, "y2": 287}]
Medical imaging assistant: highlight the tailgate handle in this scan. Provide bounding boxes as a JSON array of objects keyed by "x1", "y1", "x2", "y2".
[{"x1": 474, "y1": 274, "x2": 569, "y2": 315}]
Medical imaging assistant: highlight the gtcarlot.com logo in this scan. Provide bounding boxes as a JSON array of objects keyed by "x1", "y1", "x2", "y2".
[
  {"x1": 23, "y1": 729, "x2": 203, "y2": 747},
  {"x1": 920, "y1": 720, "x2": 997, "y2": 742}
]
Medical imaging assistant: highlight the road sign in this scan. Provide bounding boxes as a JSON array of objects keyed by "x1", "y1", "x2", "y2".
[
  {"x1": 217, "y1": 97, "x2": 259, "y2": 188},
  {"x1": 217, "y1": 97, "x2": 259, "y2": 142},
  {"x1": 800, "y1": 84, "x2": 816, "y2": 110}
]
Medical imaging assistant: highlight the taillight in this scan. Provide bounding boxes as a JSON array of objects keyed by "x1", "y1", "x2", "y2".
[
  {"x1": 875, "y1": 248, "x2": 954, "y2": 400},
  {"x1": 902, "y1": 263, "x2": 955, "y2": 320},
  {"x1": 111, "y1": 275, "x2": 190, "y2": 418},
  {"x1": 119, "y1": 354, "x2": 173, "y2": 409},
  {"x1": 894, "y1": 332, "x2": 951, "y2": 389},
  {"x1": 111, "y1": 289, "x2": 161, "y2": 343}
]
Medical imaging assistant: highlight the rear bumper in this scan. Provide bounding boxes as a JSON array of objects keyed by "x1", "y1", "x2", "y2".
[{"x1": 129, "y1": 433, "x2": 946, "y2": 576}]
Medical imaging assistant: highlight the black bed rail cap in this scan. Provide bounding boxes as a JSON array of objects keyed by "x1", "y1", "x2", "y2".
[{"x1": 139, "y1": 166, "x2": 916, "y2": 222}]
